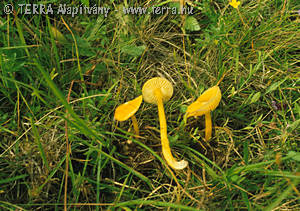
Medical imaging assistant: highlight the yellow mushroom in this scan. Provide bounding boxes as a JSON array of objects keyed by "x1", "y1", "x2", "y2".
[
  {"x1": 114, "y1": 95, "x2": 143, "y2": 136},
  {"x1": 186, "y1": 86, "x2": 221, "y2": 141},
  {"x1": 142, "y1": 77, "x2": 188, "y2": 170}
]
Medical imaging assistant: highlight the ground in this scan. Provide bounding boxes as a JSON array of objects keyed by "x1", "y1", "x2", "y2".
[{"x1": 0, "y1": 0, "x2": 299, "y2": 210}]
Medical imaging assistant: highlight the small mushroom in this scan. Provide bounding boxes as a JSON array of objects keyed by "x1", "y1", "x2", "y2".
[
  {"x1": 186, "y1": 86, "x2": 221, "y2": 141},
  {"x1": 114, "y1": 95, "x2": 143, "y2": 136},
  {"x1": 142, "y1": 77, "x2": 188, "y2": 170}
]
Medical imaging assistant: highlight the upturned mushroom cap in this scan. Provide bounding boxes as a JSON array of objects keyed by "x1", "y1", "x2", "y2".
[
  {"x1": 186, "y1": 86, "x2": 221, "y2": 117},
  {"x1": 142, "y1": 77, "x2": 173, "y2": 104},
  {"x1": 114, "y1": 95, "x2": 143, "y2": 121}
]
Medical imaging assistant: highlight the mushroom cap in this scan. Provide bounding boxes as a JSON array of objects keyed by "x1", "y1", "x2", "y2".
[
  {"x1": 114, "y1": 95, "x2": 143, "y2": 121},
  {"x1": 186, "y1": 86, "x2": 221, "y2": 117},
  {"x1": 142, "y1": 77, "x2": 173, "y2": 104}
]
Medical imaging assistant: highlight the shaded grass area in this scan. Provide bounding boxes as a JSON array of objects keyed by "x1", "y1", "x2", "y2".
[{"x1": 0, "y1": 0, "x2": 299, "y2": 210}]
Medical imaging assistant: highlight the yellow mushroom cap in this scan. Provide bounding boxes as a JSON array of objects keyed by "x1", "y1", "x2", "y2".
[
  {"x1": 114, "y1": 95, "x2": 143, "y2": 121},
  {"x1": 142, "y1": 77, "x2": 173, "y2": 104},
  {"x1": 186, "y1": 86, "x2": 221, "y2": 117}
]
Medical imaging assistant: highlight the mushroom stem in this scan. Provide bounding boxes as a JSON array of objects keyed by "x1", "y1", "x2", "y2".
[
  {"x1": 154, "y1": 89, "x2": 188, "y2": 170},
  {"x1": 205, "y1": 112, "x2": 212, "y2": 141},
  {"x1": 131, "y1": 115, "x2": 139, "y2": 136}
]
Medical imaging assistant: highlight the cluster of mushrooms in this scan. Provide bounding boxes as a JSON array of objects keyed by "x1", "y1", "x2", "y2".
[{"x1": 114, "y1": 77, "x2": 221, "y2": 170}]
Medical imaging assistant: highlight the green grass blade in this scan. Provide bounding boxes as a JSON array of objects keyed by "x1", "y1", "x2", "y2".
[
  {"x1": 265, "y1": 178, "x2": 299, "y2": 211},
  {"x1": 0, "y1": 174, "x2": 28, "y2": 185},
  {"x1": 30, "y1": 117, "x2": 50, "y2": 171},
  {"x1": 34, "y1": 58, "x2": 108, "y2": 147},
  {"x1": 114, "y1": 199, "x2": 203, "y2": 210}
]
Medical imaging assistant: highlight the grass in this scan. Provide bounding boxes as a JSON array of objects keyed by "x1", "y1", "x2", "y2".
[{"x1": 0, "y1": 0, "x2": 299, "y2": 210}]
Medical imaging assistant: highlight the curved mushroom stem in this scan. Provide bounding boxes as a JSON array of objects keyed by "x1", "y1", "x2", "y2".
[
  {"x1": 130, "y1": 115, "x2": 139, "y2": 136},
  {"x1": 154, "y1": 89, "x2": 188, "y2": 170},
  {"x1": 205, "y1": 112, "x2": 212, "y2": 141}
]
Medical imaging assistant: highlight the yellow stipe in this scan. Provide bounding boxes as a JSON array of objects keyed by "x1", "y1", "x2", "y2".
[
  {"x1": 131, "y1": 115, "x2": 139, "y2": 136},
  {"x1": 205, "y1": 112, "x2": 212, "y2": 141},
  {"x1": 154, "y1": 89, "x2": 188, "y2": 170}
]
